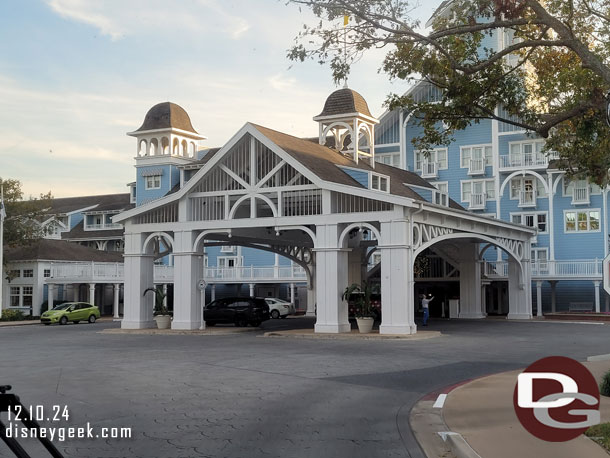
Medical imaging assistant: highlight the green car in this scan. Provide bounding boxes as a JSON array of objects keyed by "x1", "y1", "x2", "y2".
[{"x1": 41, "y1": 302, "x2": 100, "y2": 325}]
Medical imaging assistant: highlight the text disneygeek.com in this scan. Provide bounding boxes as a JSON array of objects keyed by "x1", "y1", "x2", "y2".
[{"x1": 5, "y1": 422, "x2": 132, "y2": 442}]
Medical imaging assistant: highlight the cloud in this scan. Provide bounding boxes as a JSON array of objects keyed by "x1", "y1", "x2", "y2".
[{"x1": 44, "y1": 0, "x2": 250, "y2": 41}]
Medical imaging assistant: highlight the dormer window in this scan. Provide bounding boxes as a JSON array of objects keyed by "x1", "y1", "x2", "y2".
[
  {"x1": 145, "y1": 175, "x2": 161, "y2": 190},
  {"x1": 370, "y1": 173, "x2": 389, "y2": 192}
]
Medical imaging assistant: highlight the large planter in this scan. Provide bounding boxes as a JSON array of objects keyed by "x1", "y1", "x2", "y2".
[
  {"x1": 154, "y1": 315, "x2": 171, "y2": 329},
  {"x1": 356, "y1": 317, "x2": 374, "y2": 334}
]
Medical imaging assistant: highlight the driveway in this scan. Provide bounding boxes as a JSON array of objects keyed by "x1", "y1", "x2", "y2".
[{"x1": 1, "y1": 318, "x2": 609, "y2": 457}]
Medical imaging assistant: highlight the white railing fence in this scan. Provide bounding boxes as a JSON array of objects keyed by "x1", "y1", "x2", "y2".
[
  {"x1": 500, "y1": 152, "x2": 558, "y2": 169},
  {"x1": 468, "y1": 158, "x2": 485, "y2": 174},
  {"x1": 572, "y1": 186, "x2": 590, "y2": 204},
  {"x1": 519, "y1": 190, "x2": 535, "y2": 206},
  {"x1": 421, "y1": 161, "x2": 438, "y2": 178},
  {"x1": 469, "y1": 193, "x2": 486, "y2": 210},
  {"x1": 482, "y1": 259, "x2": 602, "y2": 278}
]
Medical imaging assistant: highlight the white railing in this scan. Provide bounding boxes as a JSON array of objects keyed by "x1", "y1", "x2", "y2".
[
  {"x1": 483, "y1": 259, "x2": 603, "y2": 279},
  {"x1": 468, "y1": 158, "x2": 485, "y2": 175},
  {"x1": 46, "y1": 262, "x2": 307, "y2": 284},
  {"x1": 469, "y1": 193, "x2": 486, "y2": 210},
  {"x1": 499, "y1": 152, "x2": 557, "y2": 170},
  {"x1": 572, "y1": 186, "x2": 590, "y2": 205},
  {"x1": 84, "y1": 223, "x2": 122, "y2": 231},
  {"x1": 421, "y1": 161, "x2": 438, "y2": 178},
  {"x1": 519, "y1": 190, "x2": 536, "y2": 207}
]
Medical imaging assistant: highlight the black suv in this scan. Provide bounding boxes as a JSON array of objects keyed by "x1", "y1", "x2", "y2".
[{"x1": 204, "y1": 297, "x2": 270, "y2": 327}]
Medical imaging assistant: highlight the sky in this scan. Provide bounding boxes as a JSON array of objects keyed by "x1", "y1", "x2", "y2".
[{"x1": 0, "y1": 0, "x2": 439, "y2": 198}]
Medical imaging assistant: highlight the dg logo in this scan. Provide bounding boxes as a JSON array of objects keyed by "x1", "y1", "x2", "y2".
[{"x1": 513, "y1": 356, "x2": 600, "y2": 442}]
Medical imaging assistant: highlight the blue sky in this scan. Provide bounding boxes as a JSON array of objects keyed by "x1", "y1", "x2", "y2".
[{"x1": 0, "y1": 0, "x2": 438, "y2": 198}]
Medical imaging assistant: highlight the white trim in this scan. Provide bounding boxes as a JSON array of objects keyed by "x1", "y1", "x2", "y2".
[
  {"x1": 563, "y1": 208, "x2": 601, "y2": 233},
  {"x1": 414, "y1": 148, "x2": 448, "y2": 172},
  {"x1": 509, "y1": 211, "x2": 548, "y2": 234},
  {"x1": 459, "y1": 144, "x2": 493, "y2": 168},
  {"x1": 369, "y1": 172, "x2": 390, "y2": 193},
  {"x1": 144, "y1": 175, "x2": 161, "y2": 190},
  {"x1": 460, "y1": 178, "x2": 495, "y2": 202}
]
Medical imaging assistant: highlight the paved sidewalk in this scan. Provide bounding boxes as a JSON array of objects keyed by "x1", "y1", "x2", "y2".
[
  {"x1": 442, "y1": 360, "x2": 610, "y2": 458},
  {"x1": 0, "y1": 316, "x2": 115, "y2": 327}
]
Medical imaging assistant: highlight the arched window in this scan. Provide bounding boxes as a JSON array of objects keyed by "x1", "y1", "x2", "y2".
[
  {"x1": 172, "y1": 138, "x2": 179, "y2": 155},
  {"x1": 181, "y1": 140, "x2": 188, "y2": 157},
  {"x1": 138, "y1": 139, "x2": 148, "y2": 156},
  {"x1": 150, "y1": 138, "x2": 158, "y2": 156},
  {"x1": 189, "y1": 142, "x2": 196, "y2": 158},
  {"x1": 161, "y1": 137, "x2": 169, "y2": 155}
]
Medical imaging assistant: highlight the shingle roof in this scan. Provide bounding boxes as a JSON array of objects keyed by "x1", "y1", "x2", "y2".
[
  {"x1": 315, "y1": 88, "x2": 373, "y2": 118},
  {"x1": 61, "y1": 221, "x2": 124, "y2": 241},
  {"x1": 134, "y1": 102, "x2": 198, "y2": 134},
  {"x1": 251, "y1": 123, "x2": 463, "y2": 209},
  {"x1": 50, "y1": 193, "x2": 131, "y2": 215},
  {"x1": 5, "y1": 239, "x2": 123, "y2": 263}
]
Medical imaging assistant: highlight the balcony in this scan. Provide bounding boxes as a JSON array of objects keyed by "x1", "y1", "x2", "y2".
[
  {"x1": 572, "y1": 186, "x2": 590, "y2": 205},
  {"x1": 499, "y1": 152, "x2": 556, "y2": 171},
  {"x1": 421, "y1": 161, "x2": 438, "y2": 179},
  {"x1": 483, "y1": 259, "x2": 603, "y2": 279},
  {"x1": 84, "y1": 222, "x2": 122, "y2": 231},
  {"x1": 518, "y1": 190, "x2": 536, "y2": 207},
  {"x1": 468, "y1": 193, "x2": 486, "y2": 210},
  {"x1": 468, "y1": 158, "x2": 485, "y2": 175}
]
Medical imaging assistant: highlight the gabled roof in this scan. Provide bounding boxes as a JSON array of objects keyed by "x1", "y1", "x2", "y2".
[
  {"x1": 49, "y1": 193, "x2": 131, "y2": 215},
  {"x1": 5, "y1": 239, "x2": 123, "y2": 263}
]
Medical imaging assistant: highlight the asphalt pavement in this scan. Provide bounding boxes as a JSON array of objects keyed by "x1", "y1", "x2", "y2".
[{"x1": 1, "y1": 317, "x2": 609, "y2": 458}]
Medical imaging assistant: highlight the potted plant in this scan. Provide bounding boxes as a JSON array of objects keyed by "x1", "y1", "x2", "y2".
[
  {"x1": 342, "y1": 281, "x2": 377, "y2": 334},
  {"x1": 144, "y1": 287, "x2": 171, "y2": 329}
]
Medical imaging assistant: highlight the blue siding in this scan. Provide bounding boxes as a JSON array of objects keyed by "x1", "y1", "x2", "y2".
[
  {"x1": 135, "y1": 164, "x2": 179, "y2": 206},
  {"x1": 70, "y1": 212, "x2": 84, "y2": 229},
  {"x1": 339, "y1": 167, "x2": 368, "y2": 188}
]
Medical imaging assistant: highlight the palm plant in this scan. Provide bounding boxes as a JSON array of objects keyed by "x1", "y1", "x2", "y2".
[
  {"x1": 342, "y1": 281, "x2": 377, "y2": 318},
  {"x1": 143, "y1": 287, "x2": 168, "y2": 316}
]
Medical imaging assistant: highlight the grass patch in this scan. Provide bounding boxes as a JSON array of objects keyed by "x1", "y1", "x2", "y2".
[{"x1": 586, "y1": 423, "x2": 610, "y2": 451}]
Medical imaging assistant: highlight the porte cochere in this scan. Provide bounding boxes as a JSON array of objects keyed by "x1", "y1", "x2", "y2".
[{"x1": 114, "y1": 90, "x2": 536, "y2": 334}]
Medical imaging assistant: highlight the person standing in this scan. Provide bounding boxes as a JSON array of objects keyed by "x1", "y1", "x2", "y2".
[{"x1": 422, "y1": 294, "x2": 434, "y2": 326}]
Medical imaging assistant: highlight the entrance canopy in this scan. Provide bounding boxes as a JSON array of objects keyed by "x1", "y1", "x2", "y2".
[{"x1": 114, "y1": 122, "x2": 536, "y2": 333}]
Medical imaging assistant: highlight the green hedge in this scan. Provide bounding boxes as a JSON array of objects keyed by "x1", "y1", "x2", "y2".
[{"x1": 0, "y1": 310, "x2": 26, "y2": 321}]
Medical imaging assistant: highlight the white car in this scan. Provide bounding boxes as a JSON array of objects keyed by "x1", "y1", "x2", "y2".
[{"x1": 265, "y1": 298, "x2": 295, "y2": 319}]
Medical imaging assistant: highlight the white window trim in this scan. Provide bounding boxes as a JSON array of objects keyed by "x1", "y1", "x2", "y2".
[
  {"x1": 375, "y1": 152, "x2": 400, "y2": 167},
  {"x1": 145, "y1": 175, "x2": 162, "y2": 190},
  {"x1": 369, "y1": 172, "x2": 390, "y2": 193},
  {"x1": 509, "y1": 177, "x2": 546, "y2": 200},
  {"x1": 531, "y1": 247, "x2": 549, "y2": 263},
  {"x1": 563, "y1": 208, "x2": 601, "y2": 233},
  {"x1": 217, "y1": 256, "x2": 244, "y2": 267},
  {"x1": 220, "y1": 245, "x2": 236, "y2": 253},
  {"x1": 414, "y1": 148, "x2": 449, "y2": 172},
  {"x1": 460, "y1": 179, "x2": 495, "y2": 202},
  {"x1": 509, "y1": 211, "x2": 549, "y2": 234},
  {"x1": 430, "y1": 181, "x2": 448, "y2": 193},
  {"x1": 9, "y1": 285, "x2": 33, "y2": 308},
  {"x1": 459, "y1": 144, "x2": 493, "y2": 168}
]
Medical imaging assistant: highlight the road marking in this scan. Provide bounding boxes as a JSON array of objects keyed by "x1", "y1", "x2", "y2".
[{"x1": 433, "y1": 393, "x2": 447, "y2": 408}]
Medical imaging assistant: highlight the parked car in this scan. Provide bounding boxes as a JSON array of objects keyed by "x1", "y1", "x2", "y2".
[
  {"x1": 41, "y1": 302, "x2": 100, "y2": 325},
  {"x1": 204, "y1": 297, "x2": 270, "y2": 327},
  {"x1": 265, "y1": 298, "x2": 295, "y2": 319}
]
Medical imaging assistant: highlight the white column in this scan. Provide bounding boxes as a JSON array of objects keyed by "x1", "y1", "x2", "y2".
[
  {"x1": 48, "y1": 284, "x2": 54, "y2": 311},
  {"x1": 211, "y1": 284, "x2": 216, "y2": 301},
  {"x1": 162, "y1": 284, "x2": 168, "y2": 309},
  {"x1": 306, "y1": 283, "x2": 316, "y2": 316},
  {"x1": 481, "y1": 282, "x2": 489, "y2": 316},
  {"x1": 88, "y1": 283, "x2": 96, "y2": 306},
  {"x1": 314, "y1": 224, "x2": 350, "y2": 333},
  {"x1": 548, "y1": 174, "x2": 556, "y2": 260},
  {"x1": 536, "y1": 281, "x2": 543, "y2": 317},
  {"x1": 172, "y1": 230, "x2": 201, "y2": 330},
  {"x1": 379, "y1": 219, "x2": 416, "y2": 334},
  {"x1": 249, "y1": 283, "x2": 255, "y2": 297},
  {"x1": 458, "y1": 244, "x2": 484, "y2": 319},
  {"x1": 290, "y1": 283, "x2": 295, "y2": 305},
  {"x1": 122, "y1": 232, "x2": 155, "y2": 329},
  {"x1": 274, "y1": 253, "x2": 279, "y2": 278},
  {"x1": 507, "y1": 254, "x2": 532, "y2": 319},
  {"x1": 594, "y1": 281, "x2": 601, "y2": 313},
  {"x1": 113, "y1": 283, "x2": 120, "y2": 319},
  {"x1": 549, "y1": 280, "x2": 557, "y2": 313}
]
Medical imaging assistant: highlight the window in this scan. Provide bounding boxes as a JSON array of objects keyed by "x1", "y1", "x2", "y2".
[
  {"x1": 145, "y1": 175, "x2": 162, "y2": 190},
  {"x1": 23, "y1": 269, "x2": 33, "y2": 278},
  {"x1": 460, "y1": 145, "x2": 492, "y2": 168},
  {"x1": 510, "y1": 177, "x2": 546, "y2": 199},
  {"x1": 414, "y1": 148, "x2": 448, "y2": 171},
  {"x1": 22, "y1": 287, "x2": 33, "y2": 307},
  {"x1": 562, "y1": 178, "x2": 599, "y2": 196},
  {"x1": 431, "y1": 181, "x2": 448, "y2": 194},
  {"x1": 44, "y1": 269, "x2": 51, "y2": 278},
  {"x1": 564, "y1": 210, "x2": 600, "y2": 232},
  {"x1": 370, "y1": 173, "x2": 389, "y2": 192},
  {"x1": 461, "y1": 180, "x2": 494, "y2": 202},
  {"x1": 8, "y1": 270, "x2": 20, "y2": 278},
  {"x1": 376, "y1": 153, "x2": 401, "y2": 168},
  {"x1": 220, "y1": 246, "x2": 236, "y2": 253},
  {"x1": 511, "y1": 212, "x2": 547, "y2": 233},
  {"x1": 10, "y1": 287, "x2": 20, "y2": 307},
  {"x1": 433, "y1": 192, "x2": 448, "y2": 206},
  {"x1": 507, "y1": 140, "x2": 546, "y2": 166}
]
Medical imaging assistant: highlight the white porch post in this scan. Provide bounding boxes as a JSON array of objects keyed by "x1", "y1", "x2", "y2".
[
  {"x1": 249, "y1": 283, "x2": 255, "y2": 297},
  {"x1": 549, "y1": 280, "x2": 557, "y2": 313},
  {"x1": 507, "y1": 254, "x2": 532, "y2": 319},
  {"x1": 314, "y1": 224, "x2": 350, "y2": 333},
  {"x1": 536, "y1": 280, "x2": 543, "y2": 317},
  {"x1": 458, "y1": 244, "x2": 484, "y2": 319},
  {"x1": 379, "y1": 219, "x2": 416, "y2": 335},
  {"x1": 113, "y1": 283, "x2": 120, "y2": 319},
  {"x1": 211, "y1": 284, "x2": 216, "y2": 301},
  {"x1": 306, "y1": 283, "x2": 316, "y2": 316},
  {"x1": 172, "y1": 230, "x2": 201, "y2": 330},
  {"x1": 88, "y1": 283, "x2": 96, "y2": 306},
  {"x1": 594, "y1": 281, "x2": 601, "y2": 313},
  {"x1": 122, "y1": 232, "x2": 155, "y2": 329},
  {"x1": 290, "y1": 283, "x2": 295, "y2": 305},
  {"x1": 48, "y1": 284, "x2": 54, "y2": 311}
]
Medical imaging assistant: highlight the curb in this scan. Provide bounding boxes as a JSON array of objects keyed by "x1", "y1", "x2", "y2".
[
  {"x1": 262, "y1": 330, "x2": 442, "y2": 340},
  {"x1": 440, "y1": 432, "x2": 482, "y2": 458}
]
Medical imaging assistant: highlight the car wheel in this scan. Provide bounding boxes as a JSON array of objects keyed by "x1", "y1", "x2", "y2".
[
  {"x1": 250, "y1": 320, "x2": 261, "y2": 327},
  {"x1": 59, "y1": 316, "x2": 68, "y2": 325},
  {"x1": 73, "y1": 321, "x2": 80, "y2": 324},
  {"x1": 88, "y1": 315, "x2": 96, "y2": 323},
  {"x1": 270, "y1": 310, "x2": 280, "y2": 319},
  {"x1": 235, "y1": 319, "x2": 248, "y2": 327}
]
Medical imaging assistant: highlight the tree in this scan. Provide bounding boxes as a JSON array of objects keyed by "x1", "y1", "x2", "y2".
[
  {"x1": 1, "y1": 178, "x2": 53, "y2": 250},
  {"x1": 288, "y1": 0, "x2": 610, "y2": 185}
]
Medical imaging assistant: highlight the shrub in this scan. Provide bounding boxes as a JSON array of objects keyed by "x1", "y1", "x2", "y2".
[
  {"x1": 0, "y1": 310, "x2": 26, "y2": 321},
  {"x1": 600, "y1": 370, "x2": 610, "y2": 397}
]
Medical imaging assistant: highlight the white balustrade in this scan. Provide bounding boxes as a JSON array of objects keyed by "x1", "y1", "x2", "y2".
[
  {"x1": 469, "y1": 193, "x2": 486, "y2": 210},
  {"x1": 468, "y1": 158, "x2": 485, "y2": 175},
  {"x1": 572, "y1": 186, "x2": 590, "y2": 205},
  {"x1": 421, "y1": 161, "x2": 438, "y2": 178},
  {"x1": 483, "y1": 260, "x2": 602, "y2": 279},
  {"x1": 519, "y1": 190, "x2": 536, "y2": 207}
]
